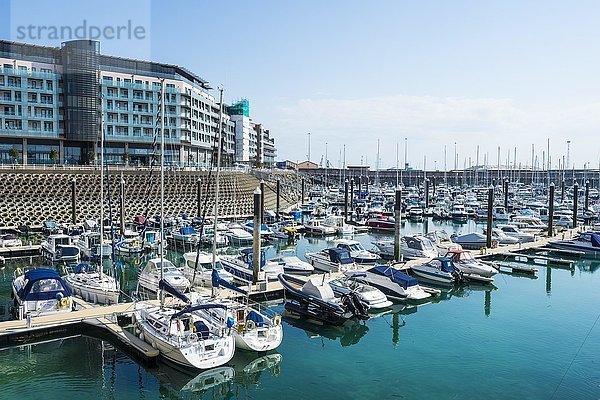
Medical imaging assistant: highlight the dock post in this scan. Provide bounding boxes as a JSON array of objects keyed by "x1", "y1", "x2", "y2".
[
  {"x1": 301, "y1": 178, "x2": 305, "y2": 204},
  {"x1": 366, "y1": 177, "x2": 369, "y2": 198},
  {"x1": 70, "y1": 178, "x2": 77, "y2": 225},
  {"x1": 394, "y1": 189, "x2": 402, "y2": 262},
  {"x1": 561, "y1": 179, "x2": 565, "y2": 204},
  {"x1": 573, "y1": 182, "x2": 579, "y2": 228},
  {"x1": 431, "y1": 177, "x2": 436, "y2": 199},
  {"x1": 486, "y1": 185, "x2": 494, "y2": 248},
  {"x1": 196, "y1": 178, "x2": 202, "y2": 217},
  {"x1": 504, "y1": 178, "x2": 509, "y2": 210},
  {"x1": 252, "y1": 187, "x2": 262, "y2": 284},
  {"x1": 344, "y1": 179, "x2": 349, "y2": 223},
  {"x1": 276, "y1": 179, "x2": 280, "y2": 222},
  {"x1": 350, "y1": 178, "x2": 354, "y2": 221},
  {"x1": 424, "y1": 178, "x2": 430, "y2": 208},
  {"x1": 119, "y1": 174, "x2": 125, "y2": 236},
  {"x1": 548, "y1": 183, "x2": 555, "y2": 237},
  {"x1": 585, "y1": 180, "x2": 590, "y2": 211},
  {"x1": 260, "y1": 180, "x2": 265, "y2": 225}
]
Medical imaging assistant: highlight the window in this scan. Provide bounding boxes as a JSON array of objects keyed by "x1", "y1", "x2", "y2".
[
  {"x1": 103, "y1": 76, "x2": 113, "y2": 82},
  {"x1": 18, "y1": 66, "x2": 27, "y2": 71}
]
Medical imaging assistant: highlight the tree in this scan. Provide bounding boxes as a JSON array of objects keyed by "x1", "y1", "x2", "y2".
[
  {"x1": 87, "y1": 151, "x2": 96, "y2": 165},
  {"x1": 49, "y1": 149, "x2": 59, "y2": 164},
  {"x1": 8, "y1": 147, "x2": 19, "y2": 163},
  {"x1": 122, "y1": 152, "x2": 130, "y2": 165}
]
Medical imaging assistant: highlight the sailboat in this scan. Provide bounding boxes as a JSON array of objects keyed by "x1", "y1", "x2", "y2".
[
  {"x1": 63, "y1": 95, "x2": 120, "y2": 305},
  {"x1": 134, "y1": 82, "x2": 235, "y2": 369}
]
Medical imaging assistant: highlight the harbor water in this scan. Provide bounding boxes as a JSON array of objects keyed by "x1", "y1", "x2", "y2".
[{"x1": 1, "y1": 219, "x2": 599, "y2": 399}]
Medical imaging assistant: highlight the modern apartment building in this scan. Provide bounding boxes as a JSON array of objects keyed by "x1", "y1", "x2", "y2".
[
  {"x1": 229, "y1": 99, "x2": 276, "y2": 166},
  {"x1": 0, "y1": 39, "x2": 274, "y2": 166}
]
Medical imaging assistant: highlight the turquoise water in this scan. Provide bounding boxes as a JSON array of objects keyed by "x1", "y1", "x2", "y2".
[{"x1": 1, "y1": 219, "x2": 599, "y2": 399}]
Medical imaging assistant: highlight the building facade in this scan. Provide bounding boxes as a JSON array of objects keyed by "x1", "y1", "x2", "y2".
[
  {"x1": 229, "y1": 99, "x2": 276, "y2": 166},
  {"x1": 0, "y1": 39, "x2": 273, "y2": 166}
]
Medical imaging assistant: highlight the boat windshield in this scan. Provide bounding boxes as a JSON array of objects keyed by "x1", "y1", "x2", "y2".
[
  {"x1": 31, "y1": 278, "x2": 65, "y2": 293},
  {"x1": 459, "y1": 252, "x2": 474, "y2": 261},
  {"x1": 200, "y1": 261, "x2": 224, "y2": 271},
  {"x1": 349, "y1": 243, "x2": 362, "y2": 251}
]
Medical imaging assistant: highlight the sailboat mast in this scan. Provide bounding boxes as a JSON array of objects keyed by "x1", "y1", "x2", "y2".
[
  {"x1": 160, "y1": 79, "x2": 165, "y2": 301},
  {"x1": 99, "y1": 96, "x2": 104, "y2": 278},
  {"x1": 212, "y1": 88, "x2": 224, "y2": 275}
]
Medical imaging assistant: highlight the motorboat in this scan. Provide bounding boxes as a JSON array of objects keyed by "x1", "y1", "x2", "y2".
[
  {"x1": 220, "y1": 248, "x2": 284, "y2": 285},
  {"x1": 41, "y1": 234, "x2": 80, "y2": 262},
  {"x1": 278, "y1": 273, "x2": 369, "y2": 325},
  {"x1": 408, "y1": 207, "x2": 424, "y2": 222},
  {"x1": 509, "y1": 215, "x2": 547, "y2": 234},
  {"x1": 115, "y1": 236, "x2": 144, "y2": 256},
  {"x1": 324, "y1": 215, "x2": 355, "y2": 235},
  {"x1": 75, "y1": 232, "x2": 112, "y2": 259},
  {"x1": 327, "y1": 274, "x2": 393, "y2": 309},
  {"x1": 365, "y1": 215, "x2": 395, "y2": 231},
  {"x1": 333, "y1": 239, "x2": 380, "y2": 265},
  {"x1": 62, "y1": 263, "x2": 120, "y2": 305},
  {"x1": 488, "y1": 228, "x2": 520, "y2": 245},
  {"x1": 244, "y1": 221, "x2": 274, "y2": 238},
  {"x1": 226, "y1": 228, "x2": 254, "y2": 246},
  {"x1": 444, "y1": 249, "x2": 498, "y2": 277},
  {"x1": 138, "y1": 258, "x2": 191, "y2": 293},
  {"x1": 548, "y1": 231, "x2": 600, "y2": 257},
  {"x1": 496, "y1": 224, "x2": 536, "y2": 243},
  {"x1": 451, "y1": 232, "x2": 498, "y2": 250},
  {"x1": 450, "y1": 204, "x2": 468, "y2": 223},
  {"x1": 344, "y1": 267, "x2": 431, "y2": 301},
  {"x1": 426, "y1": 230, "x2": 462, "y2": 254},
  {"x1": 171, "y1": 226, "x2": 200, "y2": 246},
  {"x1": 195, "y1": 297, "x2": 283, "y2": 352},
  {"x1": 410, "y1": 257, "x2": 463, "y2": 285},
  {"x1": 400, "y1": 235, "x2": 439, "y2": 260},
  {"x1": 265, "y1": 249, "x2": 314, "y2": 275},
  {"x1": 492, "y1": 206, "x2": 510, "y2": 220},
  {"x1": 304, "y1": 218, "x2": 337, "y2": 236},
  {"x1": 555, "y1": 215, "x2": 573, "y2": 228},
  {"x1": 181, "y1": 251, "x2": 234, "y2": 287},
  {"x1": 134, "y1": 297, "x2": 235, "y2": 369},
  {"x1": 0, "y1": 234, "x2": 22, "y2": 247},
  {"x1": 304, "y1": 247, "x2": 358, "y2": 273},
  {"x1": 11, "y1": 268, "x2": 73, "y2": 319}
]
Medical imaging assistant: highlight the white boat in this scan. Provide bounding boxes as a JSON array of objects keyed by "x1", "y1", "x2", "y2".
[
  {"x1": 75, "y1": 232, "x2": 112, "y2": 259},
  {"x1": 411, "y1": 257, "x2": 462, "y2": 285},
  {"x1": 408, "y1": 207, "x2": 424, "y2": 222},
  {"x1": 489, "y1": 228, "x2": 520, "y2": 245},
  {"x1": 323, "y1": 215, "x2": 354, "y2": 235},
  {"x1": 304, "y1": 218, "x2": 337, "y2": 236},
  {"x1": 226, "y1": 228, "x2": 254, "y2": 246},
  {"x1": 400, "y1": 236, "x2": 439, "y2": 259},
  {"x1": 426, "y1": 230, "x2": 462, "y2": 254},
  {"x1": 450, "y1": 204, "x2": 468, "y2": 222},
  {"x1": 452, "y1": 232, "x2": 497, "y2": 250},
  {"x1": 194, "y1": 297, "x2": 283, "y2": 352},
  {"x1": 509, "y1": 215, "x2": 547, "y2": 234},
  {"x1": 548, "y1": 231, "x2": 600, "y2": 257},
  {"x1": 138, "y1": 258, "x2": 191, "y2": 293},
  {"x1": 41, "y1": 234, "x2": 80, "y2": 262},
  {"x1": 134, "y1": 301, "x2": 235, "y2": 369},
  {"x1": 445, "y1": 249, "x2": 498, "y2": 277},
  {"x1": 181, "y1": 251, "x2": 234, "y2": 287},
  {"x1": 11, "y1": 268, "x2": 73, "y2": 319},
  {"x1": 327, "y1": 275, "x2": 393, "y2": 309},
  {"x1": 62, "y1": 263, "x2": 120, "y2": 305},
  {"x1": 265, "y1": 249, "x2": 314, "y2": 275},
  {"x1": 171, "y1": 226, "x2": 200, "y2": 245},
  {"x1": 0, "y1": 234, "x2": 22, "y2": 247},
  {"x1": 243, "y1": 222, "x2": 273, "y2": 238},
  {"x1": 492, "y1": 206, "x2": 510, "y2": 220},
  {"x1": 345, "y1": 266, "x2": 432, "y2": 301},
  {"x1": 115, "y1": 236, "x2": 144, "y2": 256},
  {"x1": 220, "y1": 248, "x2": 284, "y2": 285},
  {"x1": 333, "y1": 239, "x2": 380, "y2": 264},
  {"x1": 305, "y1": 247, "x2": 359, "y2": 273},
  {"x1": 496, "y1": 224, "x2": 536, "y2": 243}
]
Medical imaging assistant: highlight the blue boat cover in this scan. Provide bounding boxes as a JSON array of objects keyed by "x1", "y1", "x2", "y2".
[
  {"x1": 179, "y1": 226, "x2": 197, "y2": 235},
  {"x1": 158, "y1": 279, "x2": 190, "y2": 304},
  {"x1": 328, "y1": 248, "x2": 354, "y2": 264},
  {"x1": 591, "y1": 233, "x2": 600, "y2": 248},
  {"x1": 74, "y1": 263, "x2": 92, "y2": 274},
  {"x1": 19, "y1": 268, "x2": 71, "y2": 301},
  {"x1": 246, "y1": 310, "x2": 266, "y2": 327},
  {"x1": 170, "y1": 303, "x2": 228, "y2": 320},
  {"x1": 370, "y1": 265, "x2": 418, "y2": 289},
  {"x1": 435, "y1": 257, "x2": 456, "y2": 273},
  {"x1": 211, "y1": 269, "x2": 248, "y2": 295}
]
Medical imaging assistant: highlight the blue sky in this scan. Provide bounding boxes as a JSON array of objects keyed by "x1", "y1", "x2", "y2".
[{"x1": 3, "y1": 0, "x2": 600, "y2": 169}]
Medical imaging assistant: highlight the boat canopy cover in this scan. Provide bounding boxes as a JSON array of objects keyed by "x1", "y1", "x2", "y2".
[
  {"x1": 246, "y1": 310, "x2": 266, "y2": 327},
  {"x1": 453, "y1": 232, "x2": 486, "y2": 243},
  {"x1": 74, "y1": 263, "x2": 93, "y2": 274},
  {"x1": 435, "y1": 257, "x2": 456, "y2": 273},
  {"x1": 302, "y1": 278, "x2": 336, "y2": 300},
  {"x1": 587, "y1": 232, "x2": 600, "y2": 248},
  {"x1": 370, "y1": 265, "x2": 418, "y2": 289},
  {"x1": 179, "y1": 226, "x2": 197, "y2": 235},
  {"x1": 327, "y1": 248, "x2": 354, "y2": 264},
  {"x1": 170, "y1": 303, "x2": 228, "y2": 320},
  {"x1": 18, "y1": 268, "x2": 71, "y2": 301},
  {"x1": 159, "y1": 279, "x2": 190, "y2": 304}
]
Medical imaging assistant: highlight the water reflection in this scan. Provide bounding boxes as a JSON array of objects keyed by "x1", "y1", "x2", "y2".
[{"x1": 283, "y1": 313, "x2": 369, "y2": 347}]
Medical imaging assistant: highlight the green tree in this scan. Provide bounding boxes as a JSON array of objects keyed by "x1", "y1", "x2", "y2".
[
  {"x1": 49, "y1": 149, "x2": 59, "y2": 164},
  {"x1": 8, "y1": 147, "x2": 19, "y2": 163}
]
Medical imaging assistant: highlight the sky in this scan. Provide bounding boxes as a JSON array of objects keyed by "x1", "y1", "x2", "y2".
[{"x1": 2, "y1": 0, "x2": 600, "y2": 170}]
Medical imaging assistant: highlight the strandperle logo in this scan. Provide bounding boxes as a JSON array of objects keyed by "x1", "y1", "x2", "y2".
[{"x1": 14, "y1": 20, "x2": 146, "y2": 41}]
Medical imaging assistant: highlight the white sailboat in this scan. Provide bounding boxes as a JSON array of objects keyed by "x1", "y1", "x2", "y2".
[
  {"x1": 135, "y1": 83, "x2": 235, "y2": 369},
  {"x1": 63, "y1": 95, "x2": 119, "y2": 305}
]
